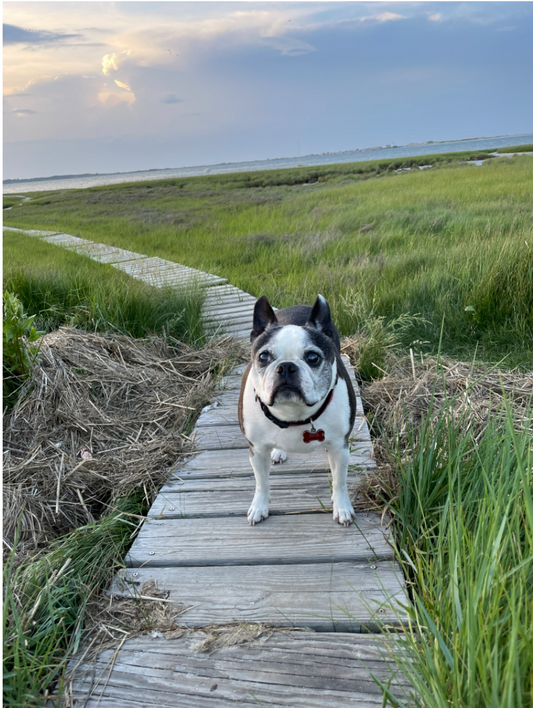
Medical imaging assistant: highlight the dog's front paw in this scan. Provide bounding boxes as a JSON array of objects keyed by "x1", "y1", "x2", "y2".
[
  {"x1": 247, "y1": 496, "x2": 269, "y2": 526},
  {"x1": 271, "y1": 448, "x2": 287, "y2": 464},
  {"x1": 332, "y1": 494, "x2": 356, "y2": 527}
]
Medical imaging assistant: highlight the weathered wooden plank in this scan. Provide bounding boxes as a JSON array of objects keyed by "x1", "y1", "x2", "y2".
[
  {"x1": 207, "y1": 316, "x2": 254, "y2": 329},
  {"x1": 203, "y1": 292, "x2": 256, "y2": 305},
  {"x1": 144, "y1": 272, "x2": 226, "y2": 287},
  {"x1": 203, "y1": 284, "x2": 256, "y2": 298},
  {"x1": 113, "y1": 256, "x2": 180, "y2": 273},
  {"x1": 69, "y1": 632, "x2": 409, "y2": 708},
  {"x1": 41, "y1": 233, "x2": 90, "y2": 247},
  {"x1": 205, "y1": 312, "x2": 255, "y2": 326},
  {"x1": 111, "y1": 560, "x2": 407, "y2": 629},
  {"x1": 205, "y1": 322, "x2": 254, "y2": 337},
  {"x1": 153, "y1": 472, "x2": 354, "y2": 495},
  {"x1": 93, "y1": 249, "x2": 149, "y2": 264},
  {"x1": 163, "y1": 448, "x2": 373, "y2": 488},
  {"x1": 71, "y1": 243, "x2": 119, "y2": 256},
  {"x1": 194, "y1": 404, "x2": 248, "y2": 426},
  {"x1": 142, "y1": 264, "x2": 208, "y2": 279},
  {"x1": 202, "y1": 292, "x2": 256, "y2": 306},
  {"x1": 167, "y1": 447, "x2": 373, "y2": 484},
  {"x1": 13, "y1": 228, "x2": 59, "y2": 236},
  {"x1": 113, "y1": 258, "x2": 226, "y2": 285},
  {"x1": 150, "y1": 483, "x2": 368, "y2": 520},
  {"x1": 126, "y1": 513, "x2": 391, "y2": 568},
  {"x1": 214, "y1": 373, "x2": 244, "y2": 390},
  {"x1": 149, "y1": 474, "x2": 346, "y2": 518},
  {"x1": 192, "y1": 424, "x2": 248, "y2": 449},
  {"x1": 202, "y1": 305, "x2": 255, "y2": 322}
]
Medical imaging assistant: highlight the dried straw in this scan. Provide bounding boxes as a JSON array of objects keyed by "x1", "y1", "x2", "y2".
[
  {"x1": 343, "y1": 340, "x2": 533, "y2": 512},
  {"x1": 359, "y1": 353, "x2": 532, "y2": 444},
  {"x1": 3, "y1": 327, "x2": 246, "y2": 552}
]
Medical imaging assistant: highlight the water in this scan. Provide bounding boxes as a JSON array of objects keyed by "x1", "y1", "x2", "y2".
[{"x1": 3, "y1": 133, "x2": 532, "y2": 194}]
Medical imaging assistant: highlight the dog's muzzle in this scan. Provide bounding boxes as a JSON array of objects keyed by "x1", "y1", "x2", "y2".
[{"x1": 269, "y1": 361, "x2": 304, "y2": 404}]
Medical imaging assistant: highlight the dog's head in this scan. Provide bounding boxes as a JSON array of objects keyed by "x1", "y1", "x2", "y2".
[{"x1": 249, "y1": 295, "x2": 337, "y2": 414}]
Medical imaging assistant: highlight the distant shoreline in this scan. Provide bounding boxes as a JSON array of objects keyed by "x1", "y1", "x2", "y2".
[{"x1": 4, "y1": 132, "x2": 532, "y2": 185}]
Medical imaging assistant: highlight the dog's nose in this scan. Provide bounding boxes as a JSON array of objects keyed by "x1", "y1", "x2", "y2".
[{"x1": 276, "y1": 361, "x2": 298, "y2": 378}]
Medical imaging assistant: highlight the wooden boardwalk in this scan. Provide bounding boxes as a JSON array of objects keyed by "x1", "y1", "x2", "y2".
[
  {"x1": 68, "y1": 361, "x2": 409, "y2": 706},
  {"x1": 3, "y1": 226, "x2": 254, "y2": 340},
  {"x1": 5, "y1": 226, "x2": 410, "y2": 706}
]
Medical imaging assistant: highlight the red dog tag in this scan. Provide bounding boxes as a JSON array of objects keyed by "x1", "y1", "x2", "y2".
[{"x1": 303, "y1": 429, "x2": 325, "y2": 443}]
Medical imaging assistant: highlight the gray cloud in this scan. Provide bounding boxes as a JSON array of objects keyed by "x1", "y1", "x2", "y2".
[
  {"x1": 3, "y1": 23, "x2": 81, "y2": 45},
  {"x1": 14, "y1": 109, "x2": 37, "y2": 115},
  {"x1": 161, "y1": 94, "x2": 182, "y2": 104}
]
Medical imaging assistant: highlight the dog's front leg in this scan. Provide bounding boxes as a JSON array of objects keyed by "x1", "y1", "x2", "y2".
[
  {"x1": 247, "y1": 447, "x2": 271, "y2": 525},
  {"x1": 328, "y1": 445, "x2": 355, "y2": 527}
]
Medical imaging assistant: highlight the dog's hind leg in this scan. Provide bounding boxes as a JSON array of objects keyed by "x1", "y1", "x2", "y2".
[
  {"x1": 271, "y1": 448, "x2": 287, "y2": 464},
  {"x1": 327, "y1": 445, "x2": 355, "y2": 527},
  {"x1": 248, "y1": 447, "x2": 272, "y2": 525}
]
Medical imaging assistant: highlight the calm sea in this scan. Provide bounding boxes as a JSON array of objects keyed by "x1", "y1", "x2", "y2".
[{"x1": 4, "y1": 133, "x2": 533, "y2": 194}]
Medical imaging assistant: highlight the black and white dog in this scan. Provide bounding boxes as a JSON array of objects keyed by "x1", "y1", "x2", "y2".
[{"x1": 238, "y1": 295, "x2": 356, "y2": 526}]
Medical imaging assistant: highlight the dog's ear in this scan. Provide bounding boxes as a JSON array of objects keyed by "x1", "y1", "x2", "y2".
[
  {"x1": 251, "y1": 295, "x2": 278, "y2": 343},
  {"x1": 306, "y1": 294, "x2": 332, "y2": 333}
]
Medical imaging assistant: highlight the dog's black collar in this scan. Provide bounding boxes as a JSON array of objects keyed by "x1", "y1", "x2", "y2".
[{"x1": 255, "y1": 374, "x2": 339, "y2": 430}]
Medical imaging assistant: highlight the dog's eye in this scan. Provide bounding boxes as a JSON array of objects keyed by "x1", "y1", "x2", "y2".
[
  {"x1": 306, "y1": 352, "x2": 321, "y2": 366},
  {"x1": 258, "y1": 351, "x2": 270, "y2": 364}
]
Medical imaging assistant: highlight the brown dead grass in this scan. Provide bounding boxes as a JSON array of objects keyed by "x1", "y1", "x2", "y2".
[
  {"x1": 3, "y1": 327, "x2": 246, "y2": 552},
  {"x1": 343, "y1": 339, "x2": 533, "y2": 512}
]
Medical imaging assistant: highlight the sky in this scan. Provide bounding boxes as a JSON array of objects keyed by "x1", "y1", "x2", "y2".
[{"x1": 3, "y1": 1, "x2": 533, "y2": 179}]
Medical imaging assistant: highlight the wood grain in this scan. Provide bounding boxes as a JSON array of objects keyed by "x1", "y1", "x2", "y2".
[
  {"x1": 68, "y1": 632, "x2": 409, "y2": 708},
  {"x1": 162, "y1": 447, "x2": 374, "y2": 488},
  {"x1": 126, "y1": 513, "x2": 392, "y2": 568},
  {"x1": 111, "y1": 560, "x2": 407, "y2": 629},
  {"x1": 149, "y1": 475, "x2": 344, "y2": 518}
]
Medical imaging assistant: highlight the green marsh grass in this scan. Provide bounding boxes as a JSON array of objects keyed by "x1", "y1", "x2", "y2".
[
  {"x1": 3, "y1": 232, "x2": 205, "y2": 345},
  {"x1": 3, "y1": 492, "x2": 149, "y2": 707},
  {"x1": 497, "y1": 144, "x2": 533, "y2": 153},
  {"x1": 5, "y1": 152, "x2": 532, "y2": 365},
  {"x1": 378, "y1": 403, "x2": 533, "y2": 707},
  {"x1": 3, "y1": 197, "x2": 21, "y2": 209}
]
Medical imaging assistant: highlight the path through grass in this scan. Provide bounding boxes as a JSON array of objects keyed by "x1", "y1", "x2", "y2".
[
  {"x1": 4, "y1": 151, "x2": 532, "y2": 366},
  {"x1": 3, "y1": 232, "x2": 205, "y2": 345}
]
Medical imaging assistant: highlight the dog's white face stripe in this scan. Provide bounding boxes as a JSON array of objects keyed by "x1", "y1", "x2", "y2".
[{"x1": 265, "y1": 325, "x2": 307, "y2": 361}]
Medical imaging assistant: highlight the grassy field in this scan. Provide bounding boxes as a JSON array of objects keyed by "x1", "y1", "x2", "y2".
[
  {"x1": 4, "y1": 150, "x2": 532, "y2": 367},
  {"x1": 3, "y1": 231, "x2": 205, "y2": 345}
]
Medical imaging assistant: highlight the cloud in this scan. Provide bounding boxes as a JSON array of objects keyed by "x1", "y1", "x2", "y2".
[
  {"x1": 161, "y1": 94, "x2": 182, "y2": 104},
  {"x1": 114, "y1": 79, "x2": 131, "y2": 91},
  {"x1": 102, "y1": 53, "x2": 119, "y2": 76},
  {"x1": 14, "y1": 108, "x2": 37, "y2": 115},
  {"x1": 101, "y1": 51, "x2": 135, "y2": 101},
  {"x1": 374, "y1": 13, "x2": 404, "y2": 23},
  {"x1": 428, "y1": 13, "x2": 443, "y2": 23},
  {"x1": 3, "y1": 23, "x2": 81, "y2": 45},
  {"x1": 260, "y1": 35, "x2": 315, "y2": 56}
]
